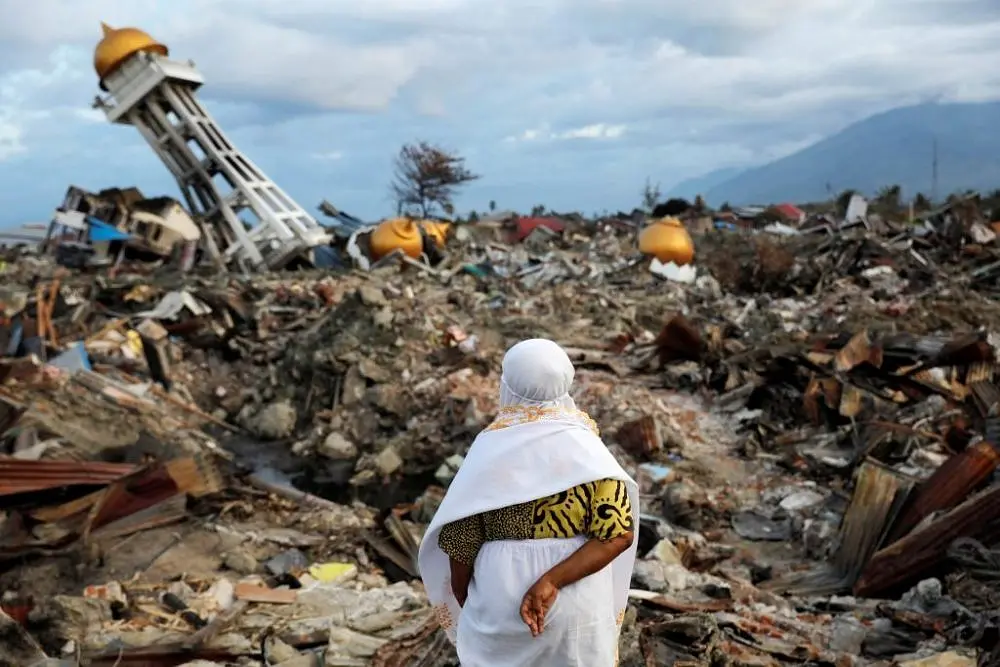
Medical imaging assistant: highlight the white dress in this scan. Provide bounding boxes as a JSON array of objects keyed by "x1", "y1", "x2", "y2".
[{"x1": 456, "y1": 536, "x2": 619, "y2": 667}]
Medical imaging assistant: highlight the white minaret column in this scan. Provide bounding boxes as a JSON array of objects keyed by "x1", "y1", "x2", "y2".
[{"x1": 93, "y1": 24, "x2": 330, "y2": 271}]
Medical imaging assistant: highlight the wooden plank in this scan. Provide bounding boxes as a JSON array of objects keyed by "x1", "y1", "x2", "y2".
[{"x1": 234, "y1": 583, "x2": 297, "y2": 604}]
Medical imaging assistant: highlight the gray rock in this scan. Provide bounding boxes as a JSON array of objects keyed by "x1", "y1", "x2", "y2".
[
  {"x1": 341, "y1": 365, "x2": 366, "y2": 406},
  {"x1": 434, "y1": 455, "x2": 464, "y2": 486},
  {"x1": 358, "y1": 285, "x2": 388, "y2": 307},
  {"x1": 264, "y1": 637, "x2": 302, "y2": 663},
  {"x1": 246, "y1": 400, "x2": 297, "y2": 440},
  {"x1": 223, "y1": 548, "x2": 258, "y2": 575},
  {"x1": 28, "y1": 596, "x2": 112, "y2": 654},
  {"x1": 829, "y1": 616, "x2": 867, "y2": 654},
  {"x1": 649, "y1": 538, "x2": 683, "y2": 565},
  {"x1": 319, "y1": 432, "x2": 358, "y2": 460},
  {"x1": 374, "y1": 447, "x2": 403, "y2": 475},
  {"x1": 633, "y1": 559, "x2": 701, "y2": 593}
]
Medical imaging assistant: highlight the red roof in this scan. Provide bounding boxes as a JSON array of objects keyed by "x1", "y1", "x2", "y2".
[
  {"x1": 510, "y1": 217, "x2": 566, "y2": 242},
  {"x1": 773, "y1": 203, "x2": 805, "y2": 220}
]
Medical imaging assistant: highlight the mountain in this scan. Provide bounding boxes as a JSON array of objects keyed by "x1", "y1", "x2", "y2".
[
  {"x1": 666, "y1": 167, "x2": 745, "y2": 200},
  {"x1": 703, "y1": 101, "x2": 1000, "y2": 206}
]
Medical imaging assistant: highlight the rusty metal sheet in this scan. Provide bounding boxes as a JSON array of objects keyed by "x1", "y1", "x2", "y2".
[{"x1": 0, "y1": 458, "x2": 135, "y2": 496}]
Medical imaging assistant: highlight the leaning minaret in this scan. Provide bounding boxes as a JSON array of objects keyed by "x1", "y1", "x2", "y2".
[{"x1": 92, "y1": 23, "x2": 329, "y2": 270}]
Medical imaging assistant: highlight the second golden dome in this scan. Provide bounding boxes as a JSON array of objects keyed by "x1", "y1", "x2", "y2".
[{"x1": 638, "y1": 216, "x2": 695, "y2": 265}]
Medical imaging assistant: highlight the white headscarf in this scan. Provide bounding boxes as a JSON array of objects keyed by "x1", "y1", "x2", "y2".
[
  {"x1": 417, "y1": 338, "x2": 639, "y2": 644},
  {"x1": 499, "y1": 338, "x2": 578, "y2": 409}
]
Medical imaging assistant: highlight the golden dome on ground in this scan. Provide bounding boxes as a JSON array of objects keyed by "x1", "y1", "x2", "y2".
[
  {"x1": 638, "y1": 216, "x2": 695, "y2": 265},
  {"x1": 370, "y1": 218, "x2": 424, "y2": 260},
  {"x1": 419, "y1": 220, "x2": 451, "y2": 249},
  {"x1": 94, "y1": 22, "x2": 169, "y2": 81}
]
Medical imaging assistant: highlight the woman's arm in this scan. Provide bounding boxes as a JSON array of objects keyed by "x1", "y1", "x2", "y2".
[
  {"x1": 438, "y1": 514, "x2": 485, "y2": 607},
  {"x1": 544, "y1": 532, "x2": 634, "y2": 589},
  {"x1": 521, "y1": 479, "x2": 636, "y2": 635},
  {"x1": 450, "y1": 558, "x2": 473, "y2": 606},
  {"x1": 520, "y1": 533, "x2": 633, "y2": 635}
]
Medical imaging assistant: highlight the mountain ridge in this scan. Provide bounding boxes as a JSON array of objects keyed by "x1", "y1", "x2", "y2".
[{"x1": 691, "y1": 101, "x2": 1000, "y2": 206}]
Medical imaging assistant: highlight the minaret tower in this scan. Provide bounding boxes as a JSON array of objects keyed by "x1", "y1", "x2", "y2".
[{"x1": 92, "y1": 23, "x2": 330, "y2": 270}]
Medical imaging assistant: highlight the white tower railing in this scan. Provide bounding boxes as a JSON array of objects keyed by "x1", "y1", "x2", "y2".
[{"x1": 96, "y1": 50, "x2": 330, "y2": 271}]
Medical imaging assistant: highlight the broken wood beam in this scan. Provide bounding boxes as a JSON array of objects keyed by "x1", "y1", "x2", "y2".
[
  {"x1": 854, "y1": 482, "x2": 1000, "y2": 597},
  {"x1": 884, "y1": 440, "x2": 1000, "y2": 544}
]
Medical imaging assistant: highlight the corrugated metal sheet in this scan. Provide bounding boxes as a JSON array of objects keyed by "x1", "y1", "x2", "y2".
[{"x1": 0, "y1": 459, "x2": 135, "y2": 496}]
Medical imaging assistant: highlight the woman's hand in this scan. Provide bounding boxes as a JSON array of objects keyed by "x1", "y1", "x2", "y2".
[
  {"x1": 520, "y1": 575, "x2": 558, "y2": 636},
  {"x1": 519, "y1": 533, "x2": 635, "y2": 636}
]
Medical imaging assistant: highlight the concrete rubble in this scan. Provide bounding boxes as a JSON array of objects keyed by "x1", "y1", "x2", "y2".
[{"x1": 2, "y1": 194, "x2": 1000, "y2": 666}]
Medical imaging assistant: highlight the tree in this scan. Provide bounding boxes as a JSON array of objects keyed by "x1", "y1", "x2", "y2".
[
  {"x1": 876, "y1": 184, "x2": 902, "y2": 210},
  {"x1": 719, "y1": 201, "x2": 732, "y2": 212},
  {"x1": 489, "y1": 200, "x2": 497, "y2": 212},
  {"x1": 835, "y1": 189, "x2": 857, "y2": 216},
  {"x1": 641, "y1": 178, "x2": 662, "y2": 213},
  {"x1": 652, "y1": 198, "x2": 691, "y2": 218},
  {"x1": 531, "y1": 204, "x2": 546, "y2": 216},
  {"x1": 913, "y1": 192, "x2": 932, "y2": 210},
  {"x1": 390, "y1": 141, "x2": 479, "y2": 218},
  {"x1": 693, "y1": 194, "x2": 706, "y2": 212}
]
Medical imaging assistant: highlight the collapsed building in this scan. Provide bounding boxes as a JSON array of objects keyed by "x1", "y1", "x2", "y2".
[{"x1": 44, "y1": 186, "x2": 201, "y2": 269}]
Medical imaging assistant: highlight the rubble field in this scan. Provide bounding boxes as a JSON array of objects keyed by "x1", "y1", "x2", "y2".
[{"x1": 3, "y1": 200, "x2": 1000, "y2": 667}]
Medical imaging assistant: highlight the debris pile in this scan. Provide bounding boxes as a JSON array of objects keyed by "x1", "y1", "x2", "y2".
[{"x1": 4, "y1": 197, "x2": 1000, "y2": 665}]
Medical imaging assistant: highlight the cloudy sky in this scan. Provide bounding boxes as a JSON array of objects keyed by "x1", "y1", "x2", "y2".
[{"x1": 1, "y1": 0, "x2": 999, "y2": 225}]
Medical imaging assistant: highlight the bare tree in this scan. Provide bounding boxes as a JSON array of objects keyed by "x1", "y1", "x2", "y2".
[
  {"x1": 390, "y1": 141, "x2": 479, "y2": 217},
  {"x1": 641, "y1": 178, "x2": 662, "y2": 213}
]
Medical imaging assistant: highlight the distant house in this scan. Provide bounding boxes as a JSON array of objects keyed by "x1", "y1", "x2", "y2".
[
  {"x1": 507, "y1": 216, "x2": 566, "y2": 243},
  {"x1": 772, "y1": 203, "x2": 807, "y2": 225}
]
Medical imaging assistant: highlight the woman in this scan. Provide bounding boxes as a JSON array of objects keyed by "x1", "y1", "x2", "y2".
[{"x1": 418, "y1": 338, "x2": 639, "y2": 667}]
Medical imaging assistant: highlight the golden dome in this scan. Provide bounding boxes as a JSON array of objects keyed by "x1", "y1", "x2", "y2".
[
  {"x1": 419, "y1": 220, "x2": 451, "y2": 249},
  {"x1": 370, "y1": 218, "x2": 424, "y2": 260},
  {"x1": 638, "y1": 216, "x2": 695, "y2": 265},
  {"x1": 94, "y1": 22, "x2": 169, "y2": 81}
]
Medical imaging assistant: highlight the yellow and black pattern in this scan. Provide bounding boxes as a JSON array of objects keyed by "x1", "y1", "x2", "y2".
[
  {"x1": 587, "y1": 478, "x2": 635, "y2": 541},
  {"x1": 437, "y1": 478, "x2": 633, "y2": 565},
  {"x1": 437, "y1": 513, "x2": 485, "y2": 566},
  {"x1": 482, "y1": 501, "x2": 534, "y2": 541},
  {"x1": 531, "y1": 484, "x2": 594, "y2": 539}
]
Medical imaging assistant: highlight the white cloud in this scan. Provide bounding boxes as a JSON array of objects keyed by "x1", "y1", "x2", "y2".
[
  {"x1": 0, "y1": 116, "x2": 25, "y2": 160},
  {"x1": 556, "y1": 123, "x2": 626, "y2": 140},
  {"x1": 506, "y1": 123, "x2": 627, "y2": 143},
  {"x1": 311, "y1": 151, "x2": 344, "y2": 161}
]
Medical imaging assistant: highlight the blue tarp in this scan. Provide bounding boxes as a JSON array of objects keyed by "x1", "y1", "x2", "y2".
[
  {"x1": 49, "y1": 343, "x2": 92, "y2": 374},
  {"x1": 320, "y1": 210, "x2": 373, "y2": 239},
  {"x1": 87, "y1": 218, "x2": 130, "y2": 242}
]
